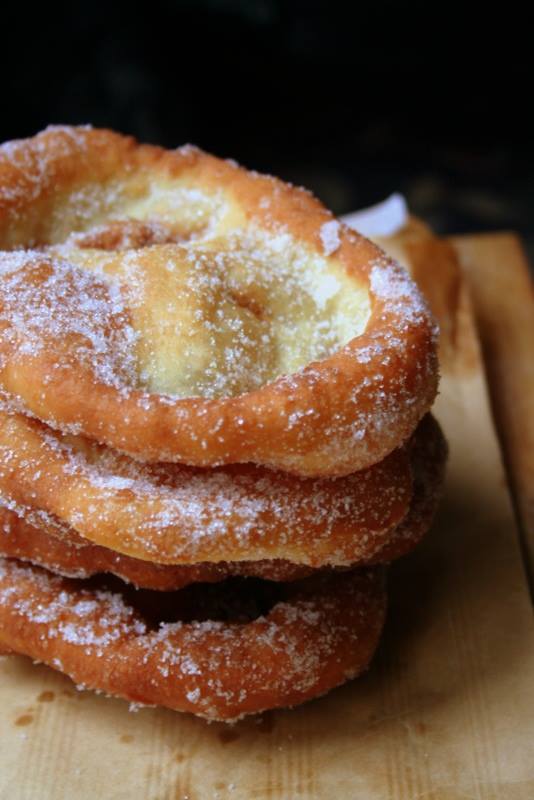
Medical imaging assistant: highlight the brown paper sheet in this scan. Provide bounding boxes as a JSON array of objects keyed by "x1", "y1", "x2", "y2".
[{"x1": 1, "y1": 236, "x2": 534, "y2": 799}]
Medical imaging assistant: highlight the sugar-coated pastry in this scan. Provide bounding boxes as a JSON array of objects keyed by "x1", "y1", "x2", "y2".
[
  {"x1": 0, "y1": 560, "x2": 386, "y2": 721},
  {"x1": 0, "y1": 126, "x2": 438, "y2": 476}
]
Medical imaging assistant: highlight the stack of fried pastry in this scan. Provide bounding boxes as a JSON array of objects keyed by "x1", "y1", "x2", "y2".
[{"x1": 0, "y1": 127, "x2": 446, "y2": 721}]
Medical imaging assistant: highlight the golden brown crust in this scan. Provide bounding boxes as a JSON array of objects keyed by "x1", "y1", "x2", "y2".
[
  {"x1": 0, "y1": 560, "x2": 386, "y2": 721},
  {"x1": 0, "y1": 415, "x2": 446, "y2": 585},
  {"x1": 368, "y1": 414, "x2": 447, "y2": 563},
  {"x1": 0, "y1": 511, "x2": 315, "y2": 589},
  {"x1": 0, "y1": 127, "x2": 438, "y2": 476},
  {"x1": 0, "y1": 408, "x2": 413, "y2": 567},
  {"x1": 0, "y1": 130, "x2": 447, "y2": 721}
]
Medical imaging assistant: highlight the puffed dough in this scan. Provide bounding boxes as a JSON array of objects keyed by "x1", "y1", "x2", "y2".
[
  {"x1": 0, "y1": 127, "x2": 438, "y2": 476},
  {"x1": 0, "y1": 415, "x2": 446, "y2": 584},
  {"x1": 0, "y1": 408, "x2": 414, "y2": 567}
]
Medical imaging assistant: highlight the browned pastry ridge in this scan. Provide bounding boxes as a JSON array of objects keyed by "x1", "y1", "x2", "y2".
[
  {"x1": 0, "y1": 126, "x2": 438, "y2": 477},
  {"x1": 0, "y1": 409, "x2": 418, "y2": 568},
  {"x1": 0, "y1": 513, "x2": 315, "y2": 590},
  {"x1": 0, "y1": 416, "x2": 446, "y2": 588}
]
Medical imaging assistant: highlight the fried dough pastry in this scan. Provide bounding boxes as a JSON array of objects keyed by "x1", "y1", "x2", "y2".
[
  {"x1": 368, "y1": 216, "x2": 464, "y2": 370},
  {"x1": 0, "y1": 510, "x2": 314, "y2": 589},
  {"x1": 0, "y1": 408, "x2": 414, "y2": 567},
  {"x1": 0, "y1": 126, "x2": 438, "y2": 476},
  {"x1": 0, "y1": 415, "x2": 446, "y2": 587},
  {"x1": 0, "y1": 560, "x2": 386, "y2": 721}
]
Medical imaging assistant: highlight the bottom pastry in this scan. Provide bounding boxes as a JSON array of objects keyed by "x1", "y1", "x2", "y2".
[{"x1": 0, "y1": 561, "x2": 386, "y2": 721}]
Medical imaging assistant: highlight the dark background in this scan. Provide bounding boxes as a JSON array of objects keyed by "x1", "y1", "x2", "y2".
[{"x1": 1, "y1": 1, "x2": 532, "y2": 255}]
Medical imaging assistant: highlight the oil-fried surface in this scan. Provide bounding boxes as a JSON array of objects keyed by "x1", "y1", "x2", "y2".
[
  {"x1": 0, "y1": 408, "x2": 414, "y2": 567},
  {"x1": 0, "y1": 416, "x2": 446, "y2": 584},
  {"x1": 0, "y1": 562, "x2": 386, "y2": 721},
  {"x1": 0, "y1": 127, "x2": 438, "y2": 475}
]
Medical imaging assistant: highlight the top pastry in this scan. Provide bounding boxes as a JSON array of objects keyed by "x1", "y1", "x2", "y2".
[{"x1": 0, "y1": 126, "x2": 438, "y2": 476}]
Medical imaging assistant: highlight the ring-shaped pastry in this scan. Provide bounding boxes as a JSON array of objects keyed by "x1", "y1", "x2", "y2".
[
  {"x1": 0, "y1": 126, "x2": 438, "y2": 476},
  {"x1": 0, "y1": 560, "x2": 386, "y2": 721}
]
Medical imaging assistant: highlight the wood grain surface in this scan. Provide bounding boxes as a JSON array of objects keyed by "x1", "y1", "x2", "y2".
[{"x1": 451, "y1": 233, "x2": 534, "y2": 594}]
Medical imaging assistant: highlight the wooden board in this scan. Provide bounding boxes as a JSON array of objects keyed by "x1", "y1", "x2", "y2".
[
  {"x1": 1, "y1": 235, "x2": 534, "y2": 799},
  {"x1": 451, "y1": 233, "x2": 534, "y2": 593}
]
